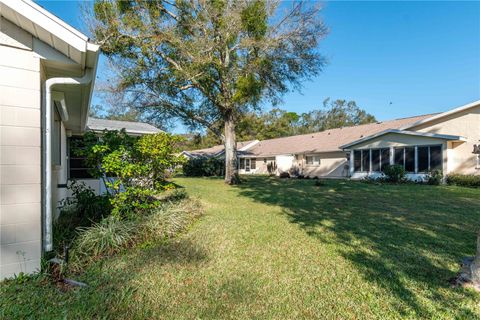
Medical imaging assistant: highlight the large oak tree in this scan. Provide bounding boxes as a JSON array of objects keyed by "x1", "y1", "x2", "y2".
[{"x1": 89, "y1": 0, "x2": 327, "y2": 184}]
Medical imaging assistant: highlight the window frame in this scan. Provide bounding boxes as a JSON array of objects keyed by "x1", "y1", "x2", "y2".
[
  {"x1": 306, "y1": 155, "x2": 320, "y2": 166},
  {"x1": 52, "y1": 109, "x2": 62, "y2": 167},
  {"x1": 68, "y1": 136, "x2": 96, "y2": 180},
  {"x1": 239, "y1": 158, "x2": 245, "y2": 170},
  {"x1": 361, "y1": 149, "x2": 370, "y2": 172},
  {"x1": 371, "y1": 149, "x2": 380, "y2": 172}
]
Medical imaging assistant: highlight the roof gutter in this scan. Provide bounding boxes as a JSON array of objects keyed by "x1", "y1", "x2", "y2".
[{"x1": 43, "y1": 69, "x2": 94, "y2": 252}]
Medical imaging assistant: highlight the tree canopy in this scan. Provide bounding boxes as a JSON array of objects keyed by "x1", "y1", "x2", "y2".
[
  {"x1": 89, "y1": 0, "x2": 327, "y2": 183},
  {"x1": 184, "y1": 98, "x2": 377, "y2": 149}
]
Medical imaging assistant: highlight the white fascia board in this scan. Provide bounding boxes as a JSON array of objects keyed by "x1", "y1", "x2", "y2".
[
  {"x1": 238, "y1": 140, "x2": 260, "y2": 151},
  {"x1": 340, "y1": 129, "x2": 466, "y2": 150},
  {"x1": 1, "y1": 0, "x2": 91, "y2": 52}
]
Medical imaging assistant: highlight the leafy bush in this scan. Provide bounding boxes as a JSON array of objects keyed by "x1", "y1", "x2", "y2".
[
  {"x1": 59, "y1": 181, "x2": 111, "y2": 222},
  {"x1": 382, "y1": 165, "x2": 406, "y2": 183},
  {"x1": 55, "y1": 181, "x2": 112, "y2": 251},
  {"x1": 426, "y1": 169, "x2": 443, "y2": 185},
  {"x1": 446, "y1": 174, "x2": 480, "y2": 188},
  {"x1": 73, "y1": 130, "x2": 184, "y2": 218},
  {"x1": 183, "y1": 157, "x2": 224, "y2": 177},
  {"x1": 279, "y1": 172, "x2": 290, "y2": 178},
  {"x1": 267, "y1": 161, "x2": 277, "y2": 175}
]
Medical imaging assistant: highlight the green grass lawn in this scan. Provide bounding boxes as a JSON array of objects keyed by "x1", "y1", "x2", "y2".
[{"x1": 2, "y1": 176, "x2": 480, "y2": 319}]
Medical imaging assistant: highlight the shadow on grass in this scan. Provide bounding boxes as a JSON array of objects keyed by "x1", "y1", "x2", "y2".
[
  {"x1": 0, "y1": 238, "x2": 209, "y2": 319},
  {"x1": 235, "y1": 176, "x2": 480, "y2": 318}
]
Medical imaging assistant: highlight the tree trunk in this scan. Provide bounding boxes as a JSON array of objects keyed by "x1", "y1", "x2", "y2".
[
  {"x1": 224, "y1": 112, "x2": 240, "y2": 185},
  {"x1": 471, "y1": 232, "x2": 480, "y2": 286}
]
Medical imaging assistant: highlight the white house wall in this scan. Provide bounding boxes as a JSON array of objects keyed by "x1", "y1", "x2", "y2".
[
  {"x1": 0, "y1": 17, "x2": 42, "y2": 279},
  {"x1": 51, "y1": 121, "x2": 68, "y2": 219}
]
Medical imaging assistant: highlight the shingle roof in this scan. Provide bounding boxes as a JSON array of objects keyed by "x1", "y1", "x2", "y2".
[
  {"x1": 87, "y1": 117, "x2": 161, "y2": 135},
  {"x1": 183, "y1": 113, "x2": 438, "y2": 157},
  {"x1": 184, "y1": 140, "x2": 257, "y2": 158},
  {"x1": 242, "y1": 113, "x2": 438, "y2": 157}
]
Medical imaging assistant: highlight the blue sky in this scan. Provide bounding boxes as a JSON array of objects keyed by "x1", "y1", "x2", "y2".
[{"x1": 37, "y1": 0, "x2": 480, "y2": 131}]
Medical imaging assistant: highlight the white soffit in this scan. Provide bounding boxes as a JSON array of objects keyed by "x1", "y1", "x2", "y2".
[{"x1": 0, "y1": 0, "x2": 99, "y2": 67}]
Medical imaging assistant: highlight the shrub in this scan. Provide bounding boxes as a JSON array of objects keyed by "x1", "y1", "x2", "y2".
[
  {"x1": 58, "y1": 181, "x2": 111, "y2": 222},
  {"x1": 446, "y1": 174, "x2": 480, "y2": 188},
  {"x1": 73, "y1": 130, "x2": 184, "y2": 217},
  {"x1": 279, "y1": 172, "x2": 290, "y2": 178},
  {"x1": 426, "y1": 169, "x2": 443, "y2": 185},
  {"x1": 55, "y1": 181, "x2": 112, "y2": 251},
  {"x1": 267, "y1": 161, "x2": 277, "y2": 175},
  {"x1": 382, "y1": 165, "x2": 406, "y2": 183},
  {"x1": 183, "y1": 157, "x2": 224, "y2": 177}
]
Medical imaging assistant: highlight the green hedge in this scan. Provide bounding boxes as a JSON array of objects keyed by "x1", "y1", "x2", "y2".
[
  {"x1": 445, "y1": 174, "x2": 480, "y2": 188},
  {"x1": 183, "y1": 157, "x2": 225, "y2": 177}
]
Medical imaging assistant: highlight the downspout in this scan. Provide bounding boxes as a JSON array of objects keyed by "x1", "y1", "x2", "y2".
[{"x1": 44, "y1": 69, "x2": 93, "y2": 252}]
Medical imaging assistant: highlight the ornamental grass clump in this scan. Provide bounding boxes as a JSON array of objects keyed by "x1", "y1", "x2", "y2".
[{"x1": 71, "y1": 216, "x2": 136, "y2": 264}]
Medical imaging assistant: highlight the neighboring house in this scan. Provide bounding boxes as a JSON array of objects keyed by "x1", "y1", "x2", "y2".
[
  {"x1": 0, "y1": 0, "x2": 159, "y2": 280},
  {"x1": 185, "y1": 100, "x2": 480, "y2": 179},
  {"x1": 181, "y1": 140, "x2": 259, "y2": 159}
]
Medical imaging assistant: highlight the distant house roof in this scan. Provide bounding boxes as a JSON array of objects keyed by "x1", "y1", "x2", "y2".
[
  {"x1": 182, "y1": 140, "x2": 259, "y2": 158},
  {"x1": 86, "y1": 118, "x2": 161, "y2": 135},
  {"x1": 340, "y1": 129, "x2": 466, "y2": 150},
  {"x1": 240, "y1": 113, "x2": 437, "y2": 157}
]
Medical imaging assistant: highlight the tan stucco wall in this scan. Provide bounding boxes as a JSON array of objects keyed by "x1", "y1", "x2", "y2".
[
  {"x1": 0, "y1": 18, "x2": 42, "y2": 279},
  {"x1": 296, "y1": 152, "x2": 349, "y2": 178},
  {"x1": 410, "y1": 105, "x2": 480, "y2": 175}
]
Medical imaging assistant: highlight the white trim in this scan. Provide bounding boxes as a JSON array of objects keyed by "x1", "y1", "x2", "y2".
[
  {"x1": 44, "y1": 70, "x2": 94, "y2": 252},
  {"x1": 401, "y1": 100, "x2": 480, "y2": 130},
  {"x1": 340, "y1": 129, "x2": 465, "y2": 150},
  {"x1": 51, "y1": 91, "x2": 68, "y2": 121},
  {"x1": 1, "y1": 0, "x2": 89, "y2": 51},
  {"x1": 238, "y1": 140, "x2": 259, "y2": 151}
]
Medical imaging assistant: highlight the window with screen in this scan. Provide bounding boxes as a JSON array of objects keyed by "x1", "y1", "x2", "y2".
[
  {"x1": 380, "y1": 148, "x2": 390, "y2": 171},
  {"x1": 404, "y1": 147, "x2": 415, "y2": 172},
  {"x1": 394, "y1": 148, "x2": 404, "y2": 166},
  {"x1": 417, "y1": 146, "x2": 429, "y2": 172},
  {"x1": 239, "y1": 158, "x2": 245, "y2": 169},
  {"x1": 306, "y1": 155, "x2": 320, "y2": 165},
  {"x1": 354, "y1": 150, "x2": 361, "y2": 172},
  {"x1": 371, "y1": 149, "x2": 380, "y2": 171},
  {"x1": 68, "y1": 137, "x2": 94, "y2": 179},
  {"x1": 362, "y1": 150, "x2": 370, "y2": 172},
  {"x1": 430, "y1": 145, "x2": 442, "y2": 170},
  {"x1": 251, "y1": 158, "x2": 256, "y2": 169}
]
